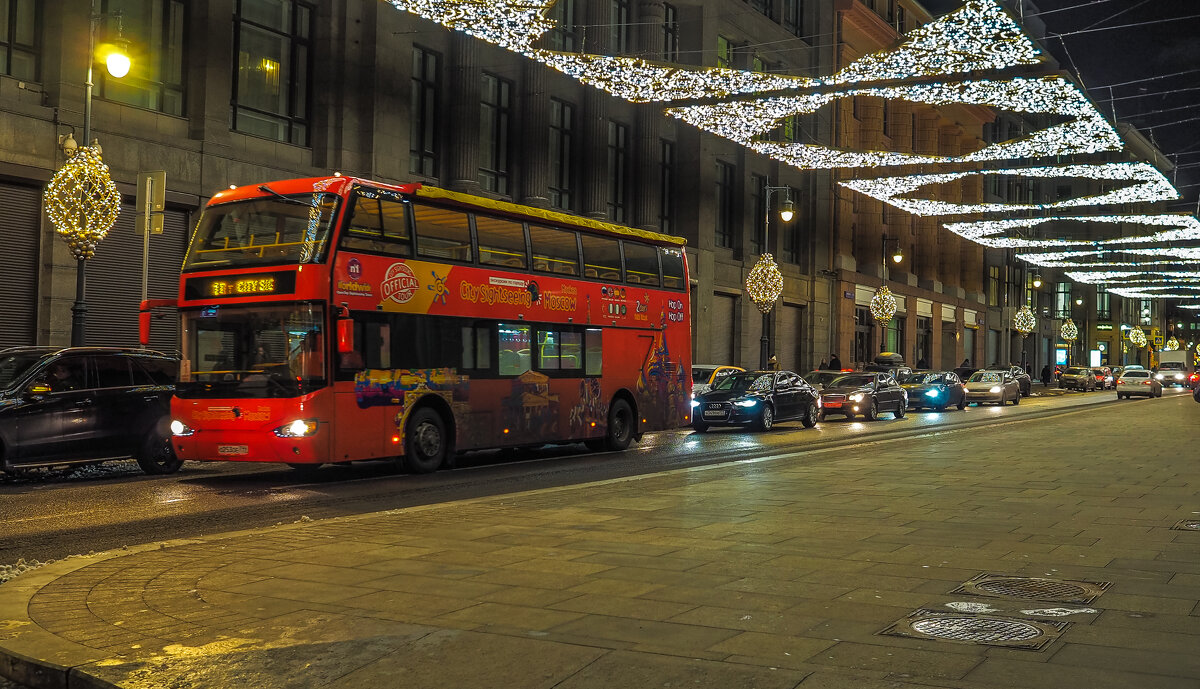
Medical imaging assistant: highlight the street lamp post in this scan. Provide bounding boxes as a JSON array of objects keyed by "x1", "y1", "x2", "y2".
[
  {"x1": 746, "y1": 185, "x2": 793, "y2": 370},
  {"x1": 48, "y1": 3, "x2": 131, "y2": 346},
  {"x1": 878, "y1": 235, "x2": 903, "y2": 351}
]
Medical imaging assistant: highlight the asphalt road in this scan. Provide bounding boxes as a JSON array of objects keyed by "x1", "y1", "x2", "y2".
[{"x1": 1, "y1": 385, "x2": 1191, "y2": 567}]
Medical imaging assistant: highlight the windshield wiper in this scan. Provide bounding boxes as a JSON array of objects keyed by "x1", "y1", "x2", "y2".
[{"x1": 258, "y1": 184, "x2": 310, "y2": 206}]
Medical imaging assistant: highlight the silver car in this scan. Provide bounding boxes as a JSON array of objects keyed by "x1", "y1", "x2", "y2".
[
  {"x1": 964, "y1": 370, "x2": 1021, "y2": 406},
  {"x1": 1116, "y1": 369, "x2": 1162, "y2": 399}
]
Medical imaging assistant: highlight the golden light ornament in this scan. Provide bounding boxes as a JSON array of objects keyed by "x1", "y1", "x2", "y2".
[
  {"x1": 1128, "y1": 326, "x2": 1147, "y2": 349},
  {"x1": 1013, "y1": 305, "x2": 1036, "y2": 337},
  {"x1": 43, "y1": 146, "x2": 122, "y2": 260},
  {"x1": 870, "y1": 286, "x2": 898, "y2": 326},
  {"x1": 746, "y1": 254, "x2": 784, "y2": 314},
  {"x1": 1164, "y1": 336, "x2": 1180, "y2": 351},
  {"x1": 1060, "y1": 318, "x2": 1078, "y2": 343}
]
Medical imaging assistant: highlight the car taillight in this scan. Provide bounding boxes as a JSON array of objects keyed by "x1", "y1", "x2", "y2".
[
  {"x1": 1116, "y1": 380, "x2": 1124, "y2": 385},
  {"x1": 1142, "y1": 380, "x2": 1152, "y2": 385}
]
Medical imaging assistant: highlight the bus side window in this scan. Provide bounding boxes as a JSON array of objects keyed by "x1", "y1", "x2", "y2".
[
  {"x1": 660, "y1": 247, "x2": 685, "y2": 290},
  {"x1": 461, "y1": 323, "x2": 491, "y2": 371},
  {"x1": 623, "y1": 241, "x2": 660, "y2": 287},
  {"x1": 529, "y1": 225, "x2": 580, "y2": 276},
  {"x1": 580, "y1": 235, "x2": 622, "y2": 281},
  {"x1": 476, "y1": 215, "x2": 528, "y2": 269},
  {"x1": 498, "y1": 323, "x2": 531, "y2": 376},
  {"x1": 414, "y1": 205, "x2": 472, "y2": 262},
  {"x1": 585, "y1": 328, "x2": 602, "y2": 376}
]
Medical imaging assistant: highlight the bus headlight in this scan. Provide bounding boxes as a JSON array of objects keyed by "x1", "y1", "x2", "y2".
[
  {"x1": 274, "y1": 419, "x2": 319, "y2": 438},
  {"x1": 170, "y1": 420, "x2": 195, "y2": 437}
]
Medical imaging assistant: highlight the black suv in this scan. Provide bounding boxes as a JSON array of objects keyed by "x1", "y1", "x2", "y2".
[{"x1": 0, "y1": 347, "x2": 180, "y2": 475}]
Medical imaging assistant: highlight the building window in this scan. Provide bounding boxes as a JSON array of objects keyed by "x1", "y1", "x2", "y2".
[
  {"x1": 99, "y1": 0, "x2": 185, "y2": 116},
  {"x1": 546, "y1": 0, "x2": 579, "y2": 51},
  {"x1": 609, "y1": 0, "x2": 630, "y2": 53},
  {"x1": 1055, "y1": 282, "x2": 1071, "y2": 318},
  {"x1": 987, "y1": 266, "x2": 1000, "y2": 307},
  {"x1": 882, "y1": 102, "x2": 891, "y2": 137},
  {"x1": 750, "y1": 174, "x2": 765, "y2": 256},
  {"x1": 1097, "y1": 291, "x2": 1111, "y2": 320},
  {"x1": 0, "y1": 0, "x2": 38, "y2": 80},
  {"x1": 748, "y1": 0, "x2": 773, "y2": 20},
  {"x1": 782, "y1": 188, "x2": 799, "y2": 264},
  {"x1": 479, "y1": 73, "x2": 511, "y2": 194},
  {"x1": 549, "y1": 98, "x2": 574, "y2": 210},
  {"x1": 607, "y1": 121, "x2": 629, "y2": 223},
  {"x1": 1025, "y1": 273, "x2": 1038, "y2": 309},
  {"x1": 715, "y1": 161, "x2": 735, "y2": 249},
  {"x1": 233, "y1": 0, "x2": 313, "y2": 145},
  {"x1": 1139, "y1": 298, "x2": 1152, "y2": 326},
  {"x1": 716, "y1": 35, "x2": 733, "y2": 68},
  {"x1": 662, "y1": 3, "x2": 679, "y2": 60},
  {"x1": 782, "y1": 0, "x2": 804, "y2": 37},
  {"x1": 409, "y1": 46, "x2": 439, "y2": 177},
  {"x1": 659, "y1": 139, "x2": 675, "y2": 233}
]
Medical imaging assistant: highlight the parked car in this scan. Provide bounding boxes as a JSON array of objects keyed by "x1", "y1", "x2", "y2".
[
  {"x1": 964, "y1": 369, "x2": 1021, "y2": 405},
  {"x1": 818, "y1": 372, "x2": 907, "y2": 421},
  {"x1": 1006, "y1": 366, "x2": 1032, "y2": 397},
  {"x1": 1058, "y1": 367, "x2": 1096, "y2": 391},
  {"x1": 691, "y1": 370, "x2": 820, "y2": 432},
  {"x1": 1187, "y1": 371, "x2": 1200, "y2": 389},
  {"x1": 0, "y1": 346, "x2": 180, "y2": 475},
  {"x1": 691, "y1": 364, "x2": 744, "y2": 397},
  {"x1": 901, "y1": 370, "x2": 967, "y2": 411},
  {"x1": 802, "y1": 369, "x2": 854, "y2": 391},
  {"x1": 1116, "y1": 368, "x2": 1162, "y2": 399},
  {"x1": 1091, "y1": 367, "x2": 1114, "y2": 390}
]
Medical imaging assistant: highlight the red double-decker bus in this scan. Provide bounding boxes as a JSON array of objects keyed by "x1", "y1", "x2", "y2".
[{"x1": 169, "y1": 177, "x2": 692, "y2": 472}]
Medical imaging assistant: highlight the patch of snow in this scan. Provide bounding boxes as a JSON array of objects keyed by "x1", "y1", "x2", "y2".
[
  {"x1": 1020, "y1": 607, "x2": 1097, "y2": 617},
  {"x1": 945, "y1": 601, "x2": 1000, "y2": 613}
]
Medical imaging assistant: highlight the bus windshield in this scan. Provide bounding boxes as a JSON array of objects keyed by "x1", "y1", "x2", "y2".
[
  {"x1": 177, "y1": 303, "x2": 325, "y2": 398},
  {"x1": 183, "y1": 192, "x2": 340, "y2": 271}
]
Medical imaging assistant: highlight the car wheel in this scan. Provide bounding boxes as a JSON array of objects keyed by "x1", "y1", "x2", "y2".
[
  {"x1": 136, "y1": 427, "x2": 183, "y2": 475},
  {"x1": 756, "y1": 405, "x2": 775, "y2": 431},
  {"x1": 894, "y1": 402, "x2": 906, "y2": 419},
  {"x1": 602, "y1": 398, "x2": 635, "y2": 450},
  {"x1": 404, "y1": 407, "x2": 448, "y2": 473},
  {"x1": 692, "y1": 421, "x2": 709, "y2": 433},
  {"x1": 801, "y1": 401, "x2": 819, "y2": 428},
  {"x1": 1012, "y1": 393, "x2": 1020, "y2": 406},
  {"x1": 957, "y1": 397, "x2": 966, "y2": 411},
  {"x1": 862, "y1": 399, "x2": 878, "y2": 422}
]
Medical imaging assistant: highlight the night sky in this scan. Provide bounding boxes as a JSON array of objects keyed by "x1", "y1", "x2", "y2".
[{"x1": 922, "y1": 0, "x2": 1200, "y2": 209}]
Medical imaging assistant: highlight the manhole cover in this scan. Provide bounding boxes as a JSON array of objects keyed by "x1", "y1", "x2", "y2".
[
  {"x1": 1171, "y1": 520, "x2": 1200, "y2": 531},
  {"x1": 880, "y1": 609, "x2": 1068, "y2": 651},
  {"x1": 953, "y1": 574, "x2": 1110, "y2": 604}
]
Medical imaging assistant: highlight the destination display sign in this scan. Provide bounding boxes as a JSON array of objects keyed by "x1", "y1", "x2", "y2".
[{"x1": 184, "y1": 271, "x2": 297, "y2": 300}]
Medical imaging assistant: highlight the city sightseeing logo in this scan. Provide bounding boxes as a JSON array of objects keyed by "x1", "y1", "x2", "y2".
[{"x1": 382, "y1": 262, "x2": 419, "y2": 303}]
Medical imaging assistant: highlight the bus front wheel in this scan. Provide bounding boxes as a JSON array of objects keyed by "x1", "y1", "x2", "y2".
[
  {"x1": 603, "y1": 399, "x2": 635, "y2": 451},
  {"x1": 404, "y1": 407, "x2": 447, "y2": 473}
]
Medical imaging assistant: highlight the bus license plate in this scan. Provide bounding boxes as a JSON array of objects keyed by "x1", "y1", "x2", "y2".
[{"x1": 218, "y1": 444, "x2": 249, "y2": 456}]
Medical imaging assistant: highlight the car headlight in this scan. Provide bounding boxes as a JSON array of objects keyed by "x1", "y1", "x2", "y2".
[
  {"x1": 734, "y1": 399, "x2": 758, "y2": 407},
  {"x1": 1175, "y1": 373, "x2": 1184, "y2": 380},
  {"x1": 925, "y1": 389, "x2": 940, "y2": 398},
  {"x1": 989, "y1": 386, "x2": 1002, "y2": 393},
  {"x1": 690, "y1": 400, "x2": 700, "y2": 408},
  {"x1": 1155, "y1": 373, "x2": 1164, "y2": 380},
  {"x1": 273, "y1": 419, "x2": 319, "y2": 438},
  {"x1": 170, "y1": 420, "x2": 195, "y2": 437},
  {"x1": 849, "y1": 393, "x2": 864, "y2": 402}
]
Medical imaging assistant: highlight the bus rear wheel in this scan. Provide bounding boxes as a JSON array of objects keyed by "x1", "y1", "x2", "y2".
[
  {"x1": 404, "y1": 407, "x2": 447, "y2": 473},
  {"x1": 602, "y1": 398, "x2": 635, "y2": 451}
]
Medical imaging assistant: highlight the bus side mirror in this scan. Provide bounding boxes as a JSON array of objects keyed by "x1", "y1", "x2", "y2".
[{"x1": 337, "y1": 317, "x2": 355, "y2": 354}]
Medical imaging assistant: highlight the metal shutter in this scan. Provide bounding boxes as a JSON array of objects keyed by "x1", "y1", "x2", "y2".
[
  {"x1": 710, "y1": 294, "x2": 735, "y2": 364},
  {"x1": 778, "y1": 304, "x2": 803, "y2": 371},
  {"x1": 84, "y1": 204, "x2": 189, "y2": 352},
  {"x1": 745, "y1": 300, "x2": 762, "y2": 369},
  {"x1": 0, "y1": 182, "x2": 41, "y2": 348}
]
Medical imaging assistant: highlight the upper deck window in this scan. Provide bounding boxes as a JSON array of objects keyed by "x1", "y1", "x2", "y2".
[
  {"x1": 580, "y1": 235, "x2": 622, "y2": 281},
  {"x1": 475, "y1": 215, "x2": 527, "y2": 269},
  {"x1": 340, "y1": 194, "x2": 412, "y2": 255},
  {"x1": 184, "y1": 191, "x2": 338, "y2": 271},
  {"x1": 414, "y1": 205, "x2": 472, "y2": 263}
]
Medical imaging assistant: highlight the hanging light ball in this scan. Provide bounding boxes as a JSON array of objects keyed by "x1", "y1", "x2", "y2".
[
  {"x1": 870, "y1": 285, "x2": 898, "y2": 325},
  {"x1": 1129, "y1": 325, "x2": 1147, "y2": 349},
  {"x1": 1060, "y1": 317, "x2": 1078, "y2": 343},
  {"x1": 1013, "y1": 305, "x2": 1036, "y2": 337},
  {"x1": 745, "y1": 253, "x2": 784, "y2": 314},
  {"x1": 43, "y1": 146, "x2": 121, "y2": 260},
  {"x1": 1164, "y1": 336, "x2": 1179, "y2": 351}
]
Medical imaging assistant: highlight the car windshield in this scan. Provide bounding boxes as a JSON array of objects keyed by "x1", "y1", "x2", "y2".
[
  {"x1": 913, "y1": 373, "x2": 946, "y2": 384},
  {"x1": 896, "y1": 370, "x2": 923, "y2": 383},
  {"x1": 1122, "y1": 371, "x2": 1148, "y2": 378},
  {"x1": 0, "y1": 352, "x2": 46, "y2": 390},
  {"x1": 183, "y1": 192, "x2": 340, "y2": 271},
  {"x1": 1064, "y1": 368, "x2": 1085, "y2": 375},
  {"x1": 830, "y1": 374, "x2": 875, "y2": 388},
  {"x1": 178, "y1": 303, "x2": 325, "y2": 398},
  {"x1": 969, "y1": 371, "x2": 1002, "y2": 382},
  {"x1": 713, "y1": 372, "x2": 775, "y2": 392},
  {"x1": 1159, "y1": 362, "x2": 1185, "y2": 370},
  {"x1": 692, "y1": 367, "x2": 717, "y2": 381},
  {"x1": 803, "y1": 371, "x2": 846, "y2": 386}
]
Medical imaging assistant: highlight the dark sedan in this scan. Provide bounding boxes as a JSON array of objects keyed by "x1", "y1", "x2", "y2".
[
  {"x1": 901, "y1": 370, "x2": 967, "y2": 411},
  {"x1": 1007, "y1": 366, "x2": 1032, "y2": 397},
  {"x1": 818, "y1": 372, "x2": 907, "y2": 421},
  {"x1": 691, "y1": 370, "x2": 820, "y2": 432}
]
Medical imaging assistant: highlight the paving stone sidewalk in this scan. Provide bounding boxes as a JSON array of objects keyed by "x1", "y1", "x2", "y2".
[{"x1": 1, "y1": 395, "x2": 1197, "y2": 689}]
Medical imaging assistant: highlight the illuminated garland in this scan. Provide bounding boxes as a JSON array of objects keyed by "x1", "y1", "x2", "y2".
[
  {"x1": 945, "y1": 214, "x2": 1200, "y2": 250},
  {"x1": 1164, "y1": 337, "x2": 1180, "y2": 351},
  {"x1": 1109, "y1": 287, "x2": 1200, "y2": 299},
  {"x1": 871, "y1": 286, "x2": 898, "y2": 325},
  {"x1": 824, "y1": 0, "x2": 1041, "y2": 85},
  {"x1": 842, "y1": 163, "x2": 1179, "y2": 216},
  {"x1": 43, "y1": 146, "x2": 122, "y2": 260},
  {"x1": 1013, "y1": 305, "x2": 1036, "y2": 336},
  {"x1": 746, "y1": 254, "x2": 784, "y2": 314},
  {"x1": 1064, "y1": 271, "x2": 1200, "y2": 285},
  {"x1": 383, "y1": 0, "x2": 555, "y2": 52},
  {"x1": 1128, "y1": 326, "x2": 1147, "y2": 348},
  {"x1": 1060, "y1": 318, "x2": 1078, "y2": 342}
]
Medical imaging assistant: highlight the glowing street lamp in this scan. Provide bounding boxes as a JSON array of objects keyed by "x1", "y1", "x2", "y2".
[{"x1": 746, "y1": 185, "x2": 794, "y2": 369}]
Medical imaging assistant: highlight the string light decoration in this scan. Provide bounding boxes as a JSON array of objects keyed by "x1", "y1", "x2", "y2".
[
  {"x1": 382, "y1": 0, "x2": 555, "y2": 52},
  {"x1": 824, "y1": 0, "x2": 1041, "y2": 85},
  {"x1": 43, "y1": 146, "x2": 122, "y2": 259},
  {"x1": 1064, "y1": 271, "x2": 1200, "y2": 285},
  {"x1": 841, "y1": 163, "x2": 1179, "y2": 217},
  {"x1": 1060, "y1": 317, "x2": 1078, "y2": 343},
  {"x1": 1164, "y1": 336, "x2": 1180, "y2": 351},
  {"x1": 1016, "y1": 252, "x2": 1200, "y2": 269},
  {"x1": 871, "y1": 286, "x2": 898, "y2": 325},
  {"x1": 1013, "y1": 305, "x2": 1036, "y2": 336},
  {"x1": 746, "y1": 254, "x2": 785, "y2": 313},
  {"x1": 1128, "y1": 326, "x2": 1147, "y2": 349},
  {"x1": 945, "y1": 214, "x2": 1200, "y2": 250},
  {"x1": 1108, "y1": 287, "x2": 1200, "y2": 299}
]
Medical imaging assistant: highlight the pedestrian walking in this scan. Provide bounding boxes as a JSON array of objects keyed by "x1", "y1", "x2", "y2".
[
  {"x1": 1040, "y1": 364, "x2": 1052, "y2": 387},
  {"x1": 829, "y1": 353, "x2": 842, "y2": 370},
  {"x1": 818, "y1": 358, "x2": 828, "y2": 370}
]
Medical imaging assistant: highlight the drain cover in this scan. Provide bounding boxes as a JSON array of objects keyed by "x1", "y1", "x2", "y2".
[
  {"x1": 1171, "y1": 519, "x2": 1200, "y2": 531},
  {"x1": 952, "y1": 574, "x2": 1110, "y2": 604},
  {"x1": 881, "y1": 609, "x2": 1067, "y2": 650}
]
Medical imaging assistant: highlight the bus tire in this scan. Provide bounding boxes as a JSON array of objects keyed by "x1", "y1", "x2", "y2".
[
  {"x1": 404, "y1": 407, "x2": 447, "y2": 473},
  {"x1": 136, "y1": 427, "x2": 183, "y2": 475},
  {"x1": 603, "y1": 398, "x2": 635, "y2": 451}
]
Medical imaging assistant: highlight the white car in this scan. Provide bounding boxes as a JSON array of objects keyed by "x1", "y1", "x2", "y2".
[
  {"x1": 964, "y1": 370, "x2": 1021, "y2": 405},
  {"x1": 1117, "y1": 369, "x2": 1162, "y2": 399}
]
